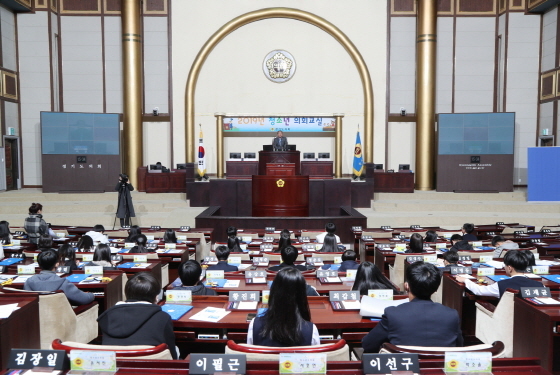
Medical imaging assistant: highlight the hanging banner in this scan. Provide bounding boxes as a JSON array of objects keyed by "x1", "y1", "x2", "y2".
[{"x1": 223, "y1": 116, "x2": 336, "y2": 133}]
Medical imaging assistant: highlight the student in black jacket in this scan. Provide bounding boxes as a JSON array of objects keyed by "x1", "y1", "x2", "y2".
[
  {"x1": 207, "y1": 245, "x2": 238, "y2": 271},
  {"x1": 172, "y1": 260, "x2": 217, "y2": 295},
  {"x1": 268, "y1": 245, "x2": 307, "y2": 272},
  {"x1": 461, "y1": 223, "x2": 477, "y2": 241},
  {"x1": 97, "y1": 272, "x2": 177, "y2": 359}
]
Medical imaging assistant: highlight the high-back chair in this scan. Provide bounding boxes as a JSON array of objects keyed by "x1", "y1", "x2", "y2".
[
  {"x1": 362, "y1": 231, "x2": 393, "y2": 239},
  {"x1": 225, "y1": 339, "x2": 349, "y2": 361},
  {"x1": 1, "y1": 288, "x2": 99, "y2": 349},
  {"x1": 389, "y1": 253, "x2": 424, "y2": 290},
  {"x1": 500, "y1": 226, "x2": 527, "y2": 235},
  {"x1": 475, "y1": 290, "x2": 515, "y2": 357},
  {"x1": 51, "y1": 339, "x2": 173, "y2": 359},
  {"x1": 380, "y1": 340, "x2": 505, "y2": 358}
]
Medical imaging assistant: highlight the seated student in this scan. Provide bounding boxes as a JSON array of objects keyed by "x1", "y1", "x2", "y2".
[
  {"x1": 0, "y1": 220, "x2": 12, "y2": 244},
  {"x1": 173, "y1": 260, "x2": 218, "y2": 295},
  {"x1": 268, "y1": 245, "x2": 307, "y2": 272},
  {"x1": 335, "y1": 250, "x2": 360, "y2": 272},
  {"x1": 125, "y1": 225, "x2": 142, "y2": 243},
  {"x1": 362, "y1": 262, "x2": 463, "y2": 352},
  {"x1": 492, "y1": 235, "x2": 519, "y2": 258},
  {"x1": 84, "y1": 224, "x2": 109, "y2": 244},
  {"x1": 449, "y1": 234, "x2": 473, "y2": 251},
  {"x1": 24, "y1": 250, "x2": 94, "y2": 305},
  {"x1": 521, "y1": 249, "x2": 536, "y2": 272},
  {"x1": 456, "y1": 250, "x2": 543, "y2": 298},
  {"x1": 163, "y1": 229, "x2": 178, "y2": 243},
  {"x1": 406, "y1": 233, "x2": 425, "y2": 253},
  {"x1": 424, "y1": 230, "x2": 438, "y2": 243},
  {"x1": 352, "y1": 262, "x2": 398, "y2": 295},
  {"x1": 277, "y1": 230, "x2": 292, "y2": 253},
  {"x1": 441, "y1": 250, "x2": 459, "y2": 272},
  {"x1": 461, "y1": 223, "x2": 477, "y2": 241},
  {"x1": 24, "y1": 202, "x2": 51, "y2": 244},
  {"x1": 85, "y1": 244, "x2": 117, "y2": 270},
  {"x1": 130, "y1": 234, "x2": 149, "y2": 253},
  {"x1": 318, "y1": 233, "x2": 339, "y2": 253},
  {"x1": 37, "y1": 234, "x2": 56, "y2": 252},
  {"x1": 97, "y1": 272, "x2": 178, "y2": 359},
  {"x1": 207, "y1": 245, "x2": 238, "y2": 271},
  {"x1": 57, "y1": 244, "x2": 79, "y2": 271},
  {"x1": 77, "y1": 235, "x2": 95, "y2": 252},
  {"x1": 316, "y1": 222, "x2": 341, "y2": 244},
  {"x1": 247, "y1": 267, "x2": 320, "y2": 346},
  {"x1": 227, "y1": 226, "x2": 242, "y2": 252}
]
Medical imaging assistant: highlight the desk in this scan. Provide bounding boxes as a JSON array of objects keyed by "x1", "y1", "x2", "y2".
[
  {"x1": 258, "y1": 151, "x2": 300, "y2": 175},
  {"x1": 0, "y1": 296, "x2": 40, "y2": 371},
  {"x1": 252, "y1": 175, "x2": 309, "y2": 217},
  {"x1": 225, "y1": 161, "x2": 259, "y2": 179},
  {"x1": 144, "y1": 170, "x2": 187, "y2": 193},
  {"x1": 301, "y1": 160, "x2": 333, "y2": 179},
  {"x1": 373, "y1": 172, "x2": 414, "y2": 193}
]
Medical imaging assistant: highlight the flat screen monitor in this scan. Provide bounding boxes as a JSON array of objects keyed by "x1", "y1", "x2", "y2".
[
  {"x1": 244, "y1": 152, "x2": 256, "y2": 159},
  {"x1": 149, "y1": 164, "x2": 161, "y2": 170},
  {"x1": 229, "y1": 153, "x2": 242, "y2": 159},
  {"x1": 318, "y1": 153, "x2": 330, "y2": 159},
  {"x1": 303, "y1": 153, "x2": 315, "y2": 159},
  {"x1": 399, "y1": 164, "x2": 410, "y2": 171},
  {"x1": 263, "y1": 145, "x2": 273, "y2": 151},
  {"x1": 176, "y1": 163, "x2": 187, "y2": 169},
  {"x1": 287, "y1": 145, "x2": 296, "y2": 151},
  {"x1": 374, "y1": 164, "x2": 384, "y2": 170}
]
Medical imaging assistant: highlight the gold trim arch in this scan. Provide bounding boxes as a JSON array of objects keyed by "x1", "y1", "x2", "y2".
[{"x1": 185, "y1": 7, "x2": 374, "y2": 174}]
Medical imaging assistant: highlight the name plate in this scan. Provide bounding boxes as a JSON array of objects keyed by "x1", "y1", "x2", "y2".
[
  {"x1": 165, "y1": 243, "x2": 177, "y2": 249},
  {"x1": 394, "y1": 244, "x2": 406, "y2": 252},
  {"x1": 395, "y1": 235, "x2": 406, "y2": 240},
  {"x1": 0, "y1": 265, "x2": 5, "y2": 273},
  {"x1": 241, "y1": 236, "x2": 252, "y2": 243},
  {"x1": 308, "y1": 257, "x2": 323, "y2": 265},
  {"x1": 133, "y1": 255, "x2": 148, "y2": 263},
  {"x1": 55, "y1": 232, "x2": 65, "y2": 238},
  {"x1": 12, "y1": 239, "x2": 21, "y2": 245},
  {"x1": 378, "y1": 244, "x2": 391, "y2": 249},
  {"x1": 246, "y1": 270, "x2": 267, "y2": 279},
  {"x1": 300, "y1": 236, "x2": 310, "y2": 243},
  {"x1": 542, "y1": 229, "x2": 552, "y2": 233},
  {"x1": 14, "y1": 231, "x2": 25, "y2": 235},
  {"x1": 166, "y1": 290, "x2": 192, "y2": 303},
  {"x1": 423, "y1": 255, "x2": 437, "y2": 263},
  {"x1": 477, "y1": 267, "x2": 495, "y2": 276},
  {"x1": 180, "y1": 226, "x2": 191, "y2": 231},
  {"x1": 228, "y1": 256, "x2": 242, "y2": 265},
  {"x1": 229, "y1": 291, "x2": 259, "y2": 301},
  {"x1": 146, "y1": 235, "x2": 155, "y2": 241},
  {"x1": 147, "y1": 243, "x2": 158, "y2": 250},
  {"x1": 496, "y1": 222, "x2": 505, "y2": 225},
  {"x1": 458, "y1": 255, "x2": 472, "y2": 262},
  {"x1": 514, "y1": 231, "x2": 525, "y2": 235},
  {"x1": 206, "y1": 270, "x2": 225, "y2": 279},
  {"x1": 9, "y1": 349, "x2": 67, "y2": 370},
  {"x1": 262, "y1": 290, "x2": 270, "y2": 304},
  {"x1": 520, "y1": 287, "x2": 551, "y2": 298},
  {"x1": 346, "y1": 269, "x2": 357, "y2": 279},
  {"x1": 84, "y1": 266, "x2": 103, "y2": 275},
  {"x1": 380, "y1": 226, "x2": 392, "y2": 231},
  {"x1": 121, "y1": 225, "x2": 131, "y2": 229},
  {"x1": 82, "y1": 254, "x2": 93, "y2": 262},
  {"x1": 279, "y1": 353, "x2": 326, "y2": 374},
  {"x1": 450, "y1": 266, "x2": 472, "y2": 275},
  {"x1": 435, "y1": 243, "x2": 446, "y2": 249},
  {"x1": 150, "y1": 225, "x2": 161, "y2": 230},
  {"x1": 302, "y1": 244, "x2": 316, "y2": 251},
  {"x1": 471, "y1": 241, "x2": 482, "y2": 247},
  {"x1": 204, "y1": 256, "x2": 217, "y2": 263},
  {"x1": 177, "y1": 235, "x2": 187, "y2": 241},
  {"x1": 265, "y1": 227, "x2": 275, "y2": 231},
  {"x1": 124, "y1": 242, "x2": 135, "y2": 248},
  {"x1": 532, "y1": 265, "x2": 549, "y2": 274},
  {"x1": 17, "y1": 265, "x2": 35, "y2": 275},
  {"x1": 190, "y1": 354, "x2": 246, "y2": 374},
  {"x1": 55, "y1": 266, "x2": 70, "y2": 274},
  {"x1": 410, "y1": 225, "x2": 421, "y2": 229},
  {"x1": 260, "y1": 244, "x2": 274, "y2": 251},
  {"x1": 262, "y1": 236, "x2": 274, "y2": 242},
  {"x1": 367, "y1": 289, "x2": 393, "y2": 300},
  {"x1": 70, "y1": 350, "x2": 117, "y2": 372},
  {"x1": 317, "y1": 270, "x2": 337, "y2": 278},
  {"x1": 444, "y1": 352, "x2": 491, "y2": 373},
  {"x1": 334, "y1": 256, "x2": 342, "y2": 264},
  {"x1": 111, "y1": 254, "x2": 123, "y2": 262},
  {"x1": 479, "y1": 255, "x2": 493, "y2": 263},
  {"x1": 352, "y1": 226, "x2": 362, "y2": 231},
  {"x1": 362, "y1": 353, "x2": 419, "y2": 374},
  {"x1": 406, "y1": 255, "x2": 423, "y2": 263},
  {"x1": 11, "y1": 253, "x2": 25, "y2": 259},
  {"x1": 486, "y1": 231, "x2": 496, "y2": 236},
  {"x1": 329, "y1": 291, "x2": 359, "y2": 301},
  {"x1": 252, "y1": 257, "x2": 269, "y2": 266},
  {"x1": 362, "y1": 235, "x2": 373, "y2": 241}
]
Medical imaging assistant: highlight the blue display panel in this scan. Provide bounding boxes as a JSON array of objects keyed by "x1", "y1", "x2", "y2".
[
  {"x1": 437, "y1": 113, "x2": 515, "y2": 155},
  {"x1": 528, "y1": 147, "x2": 560, "y2": 201},
  {"x1": 41, "y1": 112, "x2": 120, "y2": 155}
]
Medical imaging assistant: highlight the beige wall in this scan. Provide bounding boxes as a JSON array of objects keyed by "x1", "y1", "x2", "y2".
[{"x1": 171, "y1": 0, "x2": 388, "y2": 173}]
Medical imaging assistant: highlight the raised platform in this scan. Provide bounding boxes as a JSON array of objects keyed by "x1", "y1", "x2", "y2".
[{"x1": 195, "y1": 206, "x2": 367, "y2": 243}]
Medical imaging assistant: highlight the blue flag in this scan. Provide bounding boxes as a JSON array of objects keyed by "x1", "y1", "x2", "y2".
[{"x1": 353, "y1": 131, "x2": 364, "y2": 176}]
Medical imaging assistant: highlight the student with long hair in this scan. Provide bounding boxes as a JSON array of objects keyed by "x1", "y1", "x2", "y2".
[
  {"x1": 406, "y1": 233, "x2": 425, "y2": 253},
  {"x1": 277, "y1": 230, "x2": 292, "y2": 252},
  {"x1": 0, "y1": 220, "x2": 11, "y2": 243},
  {"x1": 352, "y1": 262, "x2": 398, "y2": 295},
  {"x1": 77, "y1": 235, "x2": 95, "y2": 252},
  {"x1": 38, "y1": 234, "x2": 55, "y2": 252},
  {"x1": 319, "y1": 233, "x2": 338, "y2": 253},
  {"x1": 248, "y1": 267, "x2": 320, "y2": 346},
  {"x1": 424, "y1": 230, "x2": 438, "y2": 243},
  {"x1": 163, "y1": 229, "x2": 178, "y2": 243},
  {"x1": 130, "y1": 234, "x2": 149, "y2": 253},
  {"x1": 125, "y1": 225, "x2": 142, "y2": 243},
  {"x1": 57, "y1": 244, "x2": 79, "y2": 271},
  {"x1": 227, "y1": 226, "x2": 242, "y2": 252},
  {"x1": 85, "y1": 244, "x2": 116, "y2": 269}
]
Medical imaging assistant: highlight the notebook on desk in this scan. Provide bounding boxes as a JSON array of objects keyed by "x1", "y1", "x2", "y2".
[
  {"x1": 66, "y1": 274, "x2": 91, "y2": 283},
  {"x1": 487, "y1": 275, "x2": 510, "y2": 282},
  {"x1": 161, "y1": 304, "x2": 193, "y2": 320}
]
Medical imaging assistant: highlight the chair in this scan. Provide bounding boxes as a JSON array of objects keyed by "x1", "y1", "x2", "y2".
[
  {"x1": 1, "y1": 288, "x2": 99, "y2": 349},
  {"x1": 475, "y1": 290, "x2": 515, "y2": 357},
  {"x1": 313, "y1": 252, "x2": 344, "y2": 262},
  {"x1": 266, "y1": 253, "x2": 305, "y2": 262},
  {"x1": 225, "y1": 339, "x2": 349, "y2": 361},
  {"x1": 379, "y1": 341, "x2": 505, "y2": 358},
  {"x1": 122, "y1": 253, "x2": 159, "y2": 260},
  {"x1": 363, "y1": 231, "x2": 393, "y2": 239},
  {"x1": 389, "y1": 253, "x2": 423, "y2": 290},
  {"x1": 51, "y1": 339, "x2": 173, "y2": 360}
]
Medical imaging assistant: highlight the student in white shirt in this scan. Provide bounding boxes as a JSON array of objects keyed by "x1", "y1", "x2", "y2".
[
  {"x1": 84, "y1": 224, "x2": 110, "y2": 244},
  {"x1": 315, "y1": 222, "x2": 341, "y2": 244}
]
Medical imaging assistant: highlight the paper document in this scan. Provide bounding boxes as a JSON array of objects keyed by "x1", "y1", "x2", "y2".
[
  {"x1": 456, "y1": 274, "x2": 475, "y2": 279},
  {"x1": 223, "y1": 279, "x2": 240, "y2": 288},
  {"x1": 359, "y1": 296, "x2": 409, "y2": 318},
  {"x1": 12, "y1": 275, "x2": 32, "y2": 283},
  {"x1": 0, "y1": 303, "x2": 19, "y2": 319},
  {"x1": 189, "y1": 307, "x2": 230, "y2": 322},
  {"x1": 484, "y1": 261, "x2": 504, "y2": 269}
]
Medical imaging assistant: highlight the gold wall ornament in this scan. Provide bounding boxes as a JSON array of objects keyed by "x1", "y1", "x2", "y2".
[
  {"x1": 184, "y1": 8, "x2": 374, "y2": 165},
  {"x1": 263, "y1": 50, "x2": 296, "y2": 83},
  {"x1": 276, "y1": 179, "x2": 285, "y2": 187}
]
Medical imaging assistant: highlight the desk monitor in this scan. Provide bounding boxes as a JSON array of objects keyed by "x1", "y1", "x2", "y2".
[
  {"x1": 149, "y1": 164, "x2": 161, "y2": 170},
  {"x1": 287, "y1": 145, "x2": 296, "y2": 151},
  {"x1": 229, "y1": 152, "x2": 242, "y2": 159},
  {"x1": 176, "y1": 163, "x2": 187, "y2": 169},
  {"x1": 303, "y1": 153, "x2": 315, "y2": 159},
  {"x1": 318, "y1": 153, "x2": 330, "y2": 159},
  {"x1": 244, "y1": 152, "x2": 256, "y2": 159},
  {"x1": 399, "y1": 164, "x2": 410, "y2": 171},
  {"x1": 263, "y1": 145, "x2": 273, "y2": 151},
  {"x1": 373, "y1": 163, "x2": 384, "y2": 170}
]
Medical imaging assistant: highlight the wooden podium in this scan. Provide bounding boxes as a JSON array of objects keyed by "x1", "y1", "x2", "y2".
[
  {"x1": 252, "y1": 175, "x2": 309, "y2": 217},
  {"x1": 266, "y1": 163, "x2": 295, "y2": 176},
  {"x1": 258, "y1": 151, "x2": 300, "y2": 175}
]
